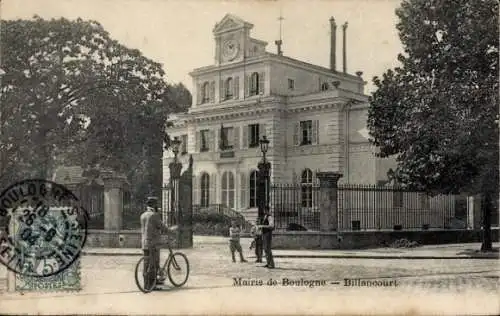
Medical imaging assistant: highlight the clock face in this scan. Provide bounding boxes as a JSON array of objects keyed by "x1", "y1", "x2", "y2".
[{"x1": 222, "y1": 40, "x2": 239, "y2": 61}]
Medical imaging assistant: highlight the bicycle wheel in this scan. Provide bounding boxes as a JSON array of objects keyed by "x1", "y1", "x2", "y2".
[
  {"x1": 167, "y1": 252, "x2": 190, "y2": 287},
  {"x1": 134, "y1": 257, "x2": 156, "y2": 293}
]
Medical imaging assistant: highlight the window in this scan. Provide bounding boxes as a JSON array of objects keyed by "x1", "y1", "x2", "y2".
[
  {"x1": 249, "y1": 124, "x2": 260, "y2": 148},
  {"x1": 225, "y1": 77, "x2": 233, "y2": 100},
  {"x1": 200, "y1": 173, "x2": 210, "y2": 207},
  {"x1": 221, "y1": 126, "x2": 234, "y2": 150},
  {"x1": 300, "y1": 120, "x2": 313, "y2": 145},
  {"x1": 250, "y1": 72, "x2": 259, "y2": 96},
  {"x1": 221, "y1": 171, "x2": 235, "y2": 210},
  {"x1": 288, "y1": 79, "x2": 295, "y2": 90},
  {"x1": 321, "y1": 82, "x2": 329, "y2": 91},
  {"x1": 249, "y1": 170, "x2": 258, "y2": 208},
  {"x1": 200, "y1": 129, "x2": 210, "y2": 152},
  {"x1": 301, "y1": 169, "x2": 313, "y2": 208},
  {"x1": 202, "y1": 82, "x2": 210, "y2": 103},
  {"x1": 181, "y1": 134, "x2": 188, "y2": 155}
]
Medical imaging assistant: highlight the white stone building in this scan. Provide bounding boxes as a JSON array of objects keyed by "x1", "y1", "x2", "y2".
[{"x1": 163, "y1": 14, "x2": 395, "y2": 213}]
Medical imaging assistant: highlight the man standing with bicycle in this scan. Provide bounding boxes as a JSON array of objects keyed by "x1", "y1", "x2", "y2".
[{"x1": 140, "y1": 196, "x2": 175, "y2": 289}]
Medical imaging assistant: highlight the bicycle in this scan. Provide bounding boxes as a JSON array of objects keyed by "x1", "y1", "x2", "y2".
[{"x1": 134, "y1": 238, "x2": 190, "y2": 293}]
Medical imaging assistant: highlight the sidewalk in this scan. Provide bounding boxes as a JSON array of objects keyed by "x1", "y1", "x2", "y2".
[{"x1": 82, "y1": 238, "x2": 500, "y2": 259}]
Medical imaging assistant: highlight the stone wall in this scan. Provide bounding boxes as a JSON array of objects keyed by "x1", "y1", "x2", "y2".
[
  {"x1": 84, "y1": 229, "x2": 498, "y2": 250},
  {"x1": 272, "y1": 229, "x2": 499, "y2": 250}
]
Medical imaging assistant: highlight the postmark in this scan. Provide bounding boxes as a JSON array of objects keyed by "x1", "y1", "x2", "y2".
[{"x1": 0, "y1": 179, "x2": 88, "y2": 278}]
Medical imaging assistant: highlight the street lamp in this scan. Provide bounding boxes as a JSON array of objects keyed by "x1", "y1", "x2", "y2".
[
  {"x1": 170, "y1": 136, "x2": 182, "y2": 162},
  {"x1": 259, "y1": 135, "x2": 270, "y2": 160},
  {"x1": 257, "y1": 135, "x2": 271, "y2": 222}
]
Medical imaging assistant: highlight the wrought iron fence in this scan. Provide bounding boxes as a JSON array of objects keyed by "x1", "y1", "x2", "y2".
[
  {"x1": 270, "y1": 183, "x2": 464, "y2": 232},
  {"x1": 270, "y1": 183, "x2": 321, "y2": 231},
  {"x1": 338, "y1": 184, "x2": 457, "y2": 231},
  {"x1": 162, "y1": 182, "x2": 178, "y2": 226}
]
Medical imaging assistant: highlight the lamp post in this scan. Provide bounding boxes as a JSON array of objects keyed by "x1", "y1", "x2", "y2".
[
  {"x1": 257, "y1": 135, "x2": 271, "y2": 222},
  {"x1": 167, "y1": 136, "x2": 182, "y2": 227}
]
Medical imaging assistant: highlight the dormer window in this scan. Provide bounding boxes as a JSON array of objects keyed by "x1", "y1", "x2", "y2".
[
  {"x1": 202, "y1": 82, "x2": 210, "y2": 103},
  {"x1": 225, "y1": 77, "x2": 233, "y2": 100},
  {"x1": 250, "y1": 72, "x2": 259, "y2": 96}
]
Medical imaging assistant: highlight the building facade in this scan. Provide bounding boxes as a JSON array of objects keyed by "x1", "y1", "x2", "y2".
[{"x1": 164, "y1": 14, "x2": 395, "y2": 213}]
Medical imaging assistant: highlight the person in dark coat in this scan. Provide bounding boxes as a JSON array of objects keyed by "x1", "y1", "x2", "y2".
[{"x1": 258, "y1": 207, "x2": 275, "y2": 269}]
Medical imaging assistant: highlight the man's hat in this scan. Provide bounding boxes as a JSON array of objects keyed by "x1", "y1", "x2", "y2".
[{"x1": 146, "y1": 196, "x2": 158, "y2": 206}]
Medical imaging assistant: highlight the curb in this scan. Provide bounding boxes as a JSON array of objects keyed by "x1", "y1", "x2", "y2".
[{"x1": 81, "y1": 251, "x2": 499, "y2": 260}]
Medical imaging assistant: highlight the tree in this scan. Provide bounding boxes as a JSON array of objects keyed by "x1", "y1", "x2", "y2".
[
  {"x1": 168, "y1": 82, "x2": 192, "y2": 113},
  {"x1": 0, "y1": 16, "x2": 173, "y2": 203},
  {"x1": 367, "y1": 0, "x2": 498, "y2": 250}
]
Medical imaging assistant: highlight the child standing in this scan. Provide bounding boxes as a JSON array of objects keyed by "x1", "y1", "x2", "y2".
[
  {"x1": 229, "y1": 220, "x2": 247, "y2": 263},
  {"x1": 250, "y1": 219, "x2": 263, "y2": 263}
]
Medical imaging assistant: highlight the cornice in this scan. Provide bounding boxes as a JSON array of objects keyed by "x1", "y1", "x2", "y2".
[
  {"x1": 167, "y1": 96, "x2": 366, "y2": 127},
  {"x1": 189, "y1": 55, "x2": 269, "y2": 77}
]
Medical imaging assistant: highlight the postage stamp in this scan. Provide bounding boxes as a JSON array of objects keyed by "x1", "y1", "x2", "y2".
[
  {"x1": 0, "y1": 179, "x2": 88, "y2": 287},
  {"x1": 15, "y1": 259, "x2": 81, "y2": 292},
  {"x1": 0, "y1": 0, "x2": 499, "y2": 315}
]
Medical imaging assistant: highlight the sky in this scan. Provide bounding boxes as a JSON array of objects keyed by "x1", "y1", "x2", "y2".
[{"x1": 2, "y1": 0, "x2": 403, "y2": 94}]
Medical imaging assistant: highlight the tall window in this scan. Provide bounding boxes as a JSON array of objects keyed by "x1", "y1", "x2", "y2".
[
  {"x1": 202, "y1": 82, "x2": 210, "y2": 103},
  {"x1": 200, "y1": 130, "x2": 210, "y2": 152},
  {"x1": 301, "y1": 169, "x2": 313, "y2": 208},
  {"x1": 221, "y1": 171, "x2": 235, "y2": 210},
  {"x1": 225, "y1": 77, "x2": 233, "y2": 99},
  {"x1": 200, "y1": 173, "x2": 210, "y2": 207},
  {"x1": 250, "y1": 72, "x2": 259, "y2": 96},
  {"x1": 288, "y1": 78, "x2": 295, "y2": 90},
  {"x1": 181, "y1": 134, "x2": 188, "y2": 155},
  {"x1": 249, "y1": 170, "x2": 258, "y2": 208},
  {"x1": 221, "y1": 126, "x2": 234, "y2": 150},
  {"x1": 249, "y1": 124, "x2": 260, "y2": 148},
  {"x1": 321, "y1": 82, "x2": 329, "y2": 91},
  {"x1": 300, "y1": 120, "x2": 313, "y2": 145}
]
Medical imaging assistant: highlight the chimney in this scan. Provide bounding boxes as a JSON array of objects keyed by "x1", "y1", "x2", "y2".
[
  {"x1": 342, "y1": 22, "x2": 348, "y2": 73},
  {"x1": 275, "y1": 40, "x2": 283, "y2": 56},
  {"x1": 329, "y1": 17, "x2": 337, "y2": 71}
]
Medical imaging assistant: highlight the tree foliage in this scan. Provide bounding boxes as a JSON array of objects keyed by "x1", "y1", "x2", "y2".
[
  {"x1": 367, "y1": 0, "x2": 498, "y2": 250},
  {"x1": 0, "y1": 16, "x2": 191, "y2": 203},
  {"x1": 368, "y1": 0, "x2": 498, "y2": 195}
]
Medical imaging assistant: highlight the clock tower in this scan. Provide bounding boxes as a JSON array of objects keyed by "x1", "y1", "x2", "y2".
[{"x1": 213, "y1": 14, "x2": 264, "y2": 65}]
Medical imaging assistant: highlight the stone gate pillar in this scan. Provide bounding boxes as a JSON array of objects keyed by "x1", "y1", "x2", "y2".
[
  {"x1": 316, "y1": 172, "x2": 343, "y2": 232},
  {"x1": 101, "y1": 170, "x2": 127, "y2": 231}
]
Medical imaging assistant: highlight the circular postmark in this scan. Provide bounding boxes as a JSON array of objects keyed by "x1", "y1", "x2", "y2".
[{"x1": 0, "y1": 179, "x2": 88, "y2": 277}]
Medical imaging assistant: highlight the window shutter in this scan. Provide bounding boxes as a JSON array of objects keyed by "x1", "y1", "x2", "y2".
[
  {"x1": 233, "y1": 76, "x2": 239, "y2": 99},
  {"x1": 209, "y1": 173, "x2": 217, "y2": 205},
  {"x1": 195, "y1": 131, "x2": 201, "y2": 152},
  {"x1": 193, "y1": 174, "x2": 199, "y2": 206},
  {"x1": 196, "y1": 83, "x2": 202, "y2": 105},
  {"x1": 219, "y1": 79, "x2": 224, "y2": 102},
  {"x1": 209, "y1": 81, "x2": 215, "y2": 103},
  {"x1": 240, "y1": 172, "x2": 247, "y2": 209},
  {"x1": 258, "y1": 72, "x2": 265, "y2": 95},
  {"x1": 209, "y1": 130, "x2": 215, "y2": 152},
  {"x1": 293, "y1": 122, "x2": 300, "y2": 146},
  {"x1": 216, "y1": 128, "x2": 221, "y2": 152},
  {"x1": 242, "y1": 125, "x2": 248, "y2": 149},
  {"x1": 233, "y1": 126, "x2": 240, "y2": 149},
  {"x1": 245, "y1": 75, "x2": 250, "y2": 97},
  {"x1": 312, "y1": 120, "x2": 319, "y2": 144}
]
